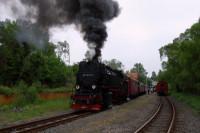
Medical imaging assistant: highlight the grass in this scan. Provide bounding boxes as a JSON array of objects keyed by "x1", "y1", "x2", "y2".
[
  {"x1": 0, "y1": 86, "x2": 74, "y2": 95},
  {"x1": 0, "y1": 84, "x2": 74, "y2": 126},
  {"x1": 0, "y1": 98, "x2": 71, "y2": 126},
  {"x1": 170, "y1": 90, "x2": 200, "y2": 113},
  {"x1": 40, "y1": 87, "x2": 73, "y2": 93}
]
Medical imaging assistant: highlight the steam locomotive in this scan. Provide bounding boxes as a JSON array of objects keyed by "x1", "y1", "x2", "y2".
[{"x1": 71, "y1": 59, "x2": 146, "y2": 111}]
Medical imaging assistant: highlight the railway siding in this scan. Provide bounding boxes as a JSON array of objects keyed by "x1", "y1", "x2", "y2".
[
  {"x1": 1, "y1": 94, "x2": 199, "y2": 133},
  {"x1": 134, "y1": 97, "x2": 175, "y2": 133},
  {"x1": 0, "y1": 111, "x2": 93, "y2": 133},
  {"x1": 41, "y1": 94, "x2": 159, "y2": 133}
]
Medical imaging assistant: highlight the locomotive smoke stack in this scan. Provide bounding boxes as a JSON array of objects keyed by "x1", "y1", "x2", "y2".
[
  {"x1": 9, "y1": 0, "x2": 120, "y2": 57},
  {"x1": 85, "y1": 49, "x2": 95, "y2": 61}
]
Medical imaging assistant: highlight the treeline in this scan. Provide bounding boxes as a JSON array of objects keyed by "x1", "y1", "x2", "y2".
[
  {"x1": 0, "y1": 20, "x2": 78, "y2": 88},
  {"x1": 0, "y1": 20, "x2": 154, "y2": 92},
  {"x1": 104, "y1": 59, "x2": 154, "y2": 87},
  {"x1": 158, "y1": 20, "x2": 200, "y2": 95}
]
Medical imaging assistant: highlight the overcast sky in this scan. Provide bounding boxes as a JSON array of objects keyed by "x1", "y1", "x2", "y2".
[{"x1": 0, "y1": 0, "x2": 200, "y2": 76}]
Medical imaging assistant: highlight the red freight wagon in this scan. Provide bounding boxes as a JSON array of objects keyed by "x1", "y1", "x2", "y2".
[
  {"x1": 127, "y1": 78, "x2": 139, "y2": 98},
  {"x1": 139, "y1": 84, "x2": 145, "y2": 95},
  {"x1": 156, "y1": 81, "x2": 168, "y2": 96}
]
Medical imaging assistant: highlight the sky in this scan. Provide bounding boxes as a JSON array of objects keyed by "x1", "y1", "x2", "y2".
[{"x1": 0, "y1": 0, "x2": 200, "y2": 76}]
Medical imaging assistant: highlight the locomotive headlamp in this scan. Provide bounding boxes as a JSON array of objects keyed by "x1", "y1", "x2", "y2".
[
  {"x1": 76, "y1": 85, "x2": 80, "y2": 90},
  {"x1": 92, "y1": 85, "x2": 96, "y2": 90}
]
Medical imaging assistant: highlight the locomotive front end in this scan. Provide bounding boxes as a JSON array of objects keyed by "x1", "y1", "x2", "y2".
[
  {"x1": 71, "y1": 60, "x2": 104, "y2": 111},
  {"x1": 71, "y1": 84, "x2": 103, "y2": 111}
]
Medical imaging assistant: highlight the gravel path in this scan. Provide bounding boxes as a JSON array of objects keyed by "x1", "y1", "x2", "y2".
[
  {"x1": 170, "y1": 97, "x2": 200, "y2": 133},
  {"x1": 41, "y1": 94, "x2": 159, "y2": 133}
]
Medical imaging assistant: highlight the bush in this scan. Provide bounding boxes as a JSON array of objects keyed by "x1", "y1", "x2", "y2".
[
  {"x1": 0, "y1": 86, "x2": 14, "y2": 96},
  {"x1": 14, "y1": 81, "x2": 38, "y2": 107},
  {"x1": 31, "y1": 81, "x2": 42, "y2": 92},
  {"x1": 16, "y1": 80, "x2": 28, "y2": 91},
  {"x1": 25, "y1": 86, "x2": 38, "y2": 104}
]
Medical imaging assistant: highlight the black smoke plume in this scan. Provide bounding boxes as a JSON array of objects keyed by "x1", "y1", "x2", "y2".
[{"x1": 17, "y1": 0, "x2": 120, "y2": 59}]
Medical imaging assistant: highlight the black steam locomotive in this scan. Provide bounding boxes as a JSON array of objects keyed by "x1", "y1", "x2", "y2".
[{"x1": 71, "y1": 59, "x2": 128, "y2": 111}]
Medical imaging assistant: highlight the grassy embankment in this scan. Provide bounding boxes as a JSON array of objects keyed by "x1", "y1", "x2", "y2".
[
  {"x1": 0, "y1": 86, "x2": 73, "y2": 125},
  {"x1": 0, "y1": 98, "x2": 71, "y2": 125},
  {"x1": 170, "y1": 90, "x2": 200, "y2": 113},
  {"x1": 0, "y1": 86, "x2": 73, "y2": 95}
]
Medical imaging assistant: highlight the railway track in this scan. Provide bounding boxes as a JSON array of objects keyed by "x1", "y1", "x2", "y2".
[
  {"x1": 0, "y1": 111, "x2": 93, "y2": 133},
  {"x1": 134, "y1": 96, "x2": 176, "y2": 133}
]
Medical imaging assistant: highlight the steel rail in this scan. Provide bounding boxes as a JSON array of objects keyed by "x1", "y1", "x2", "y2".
[
  {"x1": 166, "y1": 97, "x2": 176, "y2": 133},
  {"x1": 0, "y1": 111, "x2": 92, "y2": 133},
  {"x1": 134, "y1": 99, "x2": 162, "y2": 133},
  {"x1": 134, "y1": 97, "x2": 176, "y2": 133}
]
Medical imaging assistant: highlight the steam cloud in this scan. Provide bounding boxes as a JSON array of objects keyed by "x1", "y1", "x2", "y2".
[
  {"x1": 15, "y1": 20, "x2": 49, "y2": 49},
  {"x1": 13, "y1": 0, "x2": 120, "y2": 60}
]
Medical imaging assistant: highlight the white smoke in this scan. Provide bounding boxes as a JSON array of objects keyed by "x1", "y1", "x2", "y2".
[{"x1": 85, "y1": 43, "x2": 96, "y2": 61}]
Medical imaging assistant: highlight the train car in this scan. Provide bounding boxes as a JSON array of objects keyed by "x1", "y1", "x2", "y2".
[
  {"x1": 137, "y1": 83, "x2": 144, "y2": 95},
  {"x1": 127, "y1": 78, "x2": 140, "y2": 98},
  {"x1": 102, "y1": 65, "x2": 128, "y2": 104},
  {"x1": 71, "y1": 59, "x2": 128, "y2": 111},
  {"x1": 156, "y1": 81, "x2": 168, "y2": 96},
  {"x1": 141, "y1": 84, "x2": 146, "y2": 94},
  {"x1": 139, "y1": 83, "x2": 144, "y2": 95}
]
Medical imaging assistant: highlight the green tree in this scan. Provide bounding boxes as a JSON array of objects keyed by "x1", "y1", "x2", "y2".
[
  {"x1": 0, "y1": 20, "x2": 76, "y2": 88},
  {"x1": 158, "y1": 20, "x2": 200, "y2": 94},
  {"x1": 103, "y1": 59, "x2": 124, "y2": 71},
  {"x1": 130, "y1": 63, "x2": 147, "y2": 84},
  {"x1": 56, "y1": 41, "x2": 70, "y2": 64},
  {"x1": 0, "y1": 20, "x2": 23, "y2": 85}
]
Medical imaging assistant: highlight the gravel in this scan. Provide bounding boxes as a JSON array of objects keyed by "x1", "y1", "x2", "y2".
[{"x1": 41, "y1": 94, "x2": 159, "y2": 133}]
